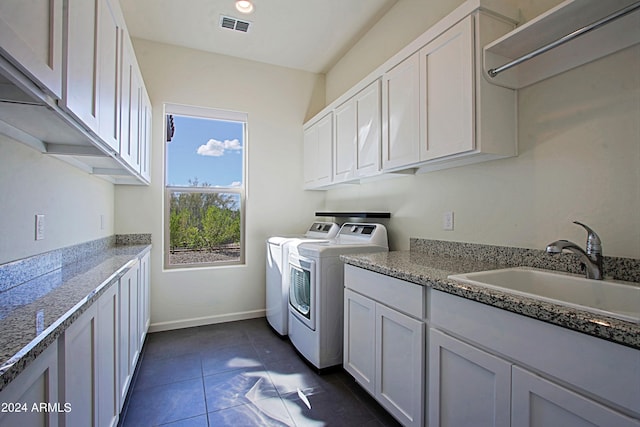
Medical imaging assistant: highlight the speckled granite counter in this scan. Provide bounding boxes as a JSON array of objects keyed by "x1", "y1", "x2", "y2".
[
  {"x1": 0, "y1": 236, "x2": 151, "y2": 391},
  {"x1": 341, "y1": 239, "x2": 640, "y2": 350}
]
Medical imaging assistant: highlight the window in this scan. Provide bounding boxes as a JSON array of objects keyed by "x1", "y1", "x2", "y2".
[{"x1": 164, "y1": 104, "x2": 246, "y2": 268}]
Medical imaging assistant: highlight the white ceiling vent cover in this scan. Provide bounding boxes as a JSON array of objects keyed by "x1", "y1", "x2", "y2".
[{"x1": 220, "y1": 15, "x2": 251, "y2": 33}]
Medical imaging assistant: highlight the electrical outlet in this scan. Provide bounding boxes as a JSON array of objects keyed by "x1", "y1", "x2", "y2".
[
  {"x1": 443, "y1": 211, "x2": 454, "y2": 231},
  {"x1": 100, "y1": 214, "x2": 105, "y2": 230},
  {"x1": 35, "y1": 214, "x2": 45, "y2": 240}
]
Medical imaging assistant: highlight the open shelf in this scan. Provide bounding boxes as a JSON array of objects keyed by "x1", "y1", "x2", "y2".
[
  {"x1": 483, "y1": 0, "x2": 640, "y2": 88},
  {"x1": 316, "y1": 212, "x2": 391, "y2": 219}
]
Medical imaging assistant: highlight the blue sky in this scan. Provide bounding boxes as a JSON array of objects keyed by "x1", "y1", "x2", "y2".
[{"x1": 166, "y1": 114, "x2": 244, "y2": 187}]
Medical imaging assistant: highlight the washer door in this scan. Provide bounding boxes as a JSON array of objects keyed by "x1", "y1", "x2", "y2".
[{"x1": 288, "y1": 254, "x2": 315, "y2": 330}]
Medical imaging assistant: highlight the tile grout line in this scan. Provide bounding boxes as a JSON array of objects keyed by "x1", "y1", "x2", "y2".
[{"x1": 200, "y1": 354, "x2": 212, "y2": 427}]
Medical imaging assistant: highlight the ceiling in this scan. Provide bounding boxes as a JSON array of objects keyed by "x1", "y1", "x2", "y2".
[{"x1": 118, "y1": 0, "x2": 398, "y2": 74}]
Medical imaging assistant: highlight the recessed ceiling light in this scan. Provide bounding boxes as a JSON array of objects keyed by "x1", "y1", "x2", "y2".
[{"x1": 235, "y1": 0, "x2": 254, "y2": 14}]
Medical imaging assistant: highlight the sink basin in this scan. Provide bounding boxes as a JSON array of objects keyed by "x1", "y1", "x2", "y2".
[{"x1": 448, "y1": 267, "x2": 640, "y2": 323}]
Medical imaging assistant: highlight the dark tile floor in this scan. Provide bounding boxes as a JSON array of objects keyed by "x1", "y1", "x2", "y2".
[{"x1": 118, "y1": 318, "x2": 402, "y2": 427}]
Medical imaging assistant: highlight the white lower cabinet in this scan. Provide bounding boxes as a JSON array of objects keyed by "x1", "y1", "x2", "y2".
[
  {"x1": 60, "y1": 283, "x2": 122, "y2": 427},
  {"x1": 0, "y1": 253, "x2": 149, "y2": 427},
  {"x1": 97, "y1": 283, "x2": 119, "y2": 427},
  {"x1": 345, "y1": 267, "x2": 640, "y2": 427},
  {"x1": 61, "y1": 304, "x2": 99, "y2": 427},
  {"x1": 138, "y1": 251, "x2": 151, "y2": 349},
  {"x1": 344, "y1": 289, "x2": 376, "y2": 394},
  {"x1": 428, "y1": 328, "x2": 511, "y2": 427},
  {"x1": 0, "y1": 342, "x2": 59, "y2": 427},
  {"x1": 118, "y1": 259, "x2": 140, "y2": 409},
  {"x1": 512, "y1": 367, "x2": 640, "y2": 427},
  {"x1": 430, "y1": 289, "x2": 640, "y2": 427},
  {"x1": 375, "y1": 303, "x2": 424, "y2": 427},
  {"x1": 343, "y1": 265, "x2": 425, "y2": 427}
]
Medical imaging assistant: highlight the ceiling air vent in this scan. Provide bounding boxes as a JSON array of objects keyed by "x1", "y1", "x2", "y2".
[{"x1": 220, "y1": 15, "x2": 251, "y2": 33}]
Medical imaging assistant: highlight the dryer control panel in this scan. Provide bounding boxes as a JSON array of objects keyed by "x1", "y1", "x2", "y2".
[{"x1": 337, "y1": 223, "x2": 387, "y2": 247}]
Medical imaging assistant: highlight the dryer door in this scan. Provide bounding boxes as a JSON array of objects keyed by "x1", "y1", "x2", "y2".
[{"x1": 288, "y1": 254, "x2": 316, "y2": 330}]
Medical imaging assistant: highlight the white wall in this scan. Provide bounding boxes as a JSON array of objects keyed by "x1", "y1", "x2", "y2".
[
  {"x1": 0, "y1": 136, "x2": 115, "y2": 264},
  {"x1": 114, "y1": 39, "x2": 325, "y2": 330},
  {"x1": 322, "y1": 0, "x2": 640, "y2": 259}
]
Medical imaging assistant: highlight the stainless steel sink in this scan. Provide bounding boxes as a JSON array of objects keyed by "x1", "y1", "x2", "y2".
[{"x1": 448, "y1": 267, "x2": 640, "y2": 323}]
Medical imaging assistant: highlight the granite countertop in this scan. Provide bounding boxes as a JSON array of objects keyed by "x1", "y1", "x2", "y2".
[
  {"x1": 341, "y1": 250, "x2": 640, "y2": 350},
  {"x1": 0, "y1": 240, "x2": 151, "y2": 391}
]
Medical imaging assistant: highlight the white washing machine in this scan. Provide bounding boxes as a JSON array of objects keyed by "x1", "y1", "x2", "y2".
[
  {"x1": 266, "y1": 222, "x2": 339, "y2": 336},
  {"x1": 288, "y1": 223, "x2": 388, "y2": 369}
]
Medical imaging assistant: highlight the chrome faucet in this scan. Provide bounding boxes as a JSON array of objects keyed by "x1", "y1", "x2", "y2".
[{"x1": 546, "y1": 221, "x2": 603, "y2": 280}]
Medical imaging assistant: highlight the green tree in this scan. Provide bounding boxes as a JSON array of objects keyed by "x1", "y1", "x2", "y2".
[{"x1": 169, "y1": 179, "x2": 240, "y2": 252}]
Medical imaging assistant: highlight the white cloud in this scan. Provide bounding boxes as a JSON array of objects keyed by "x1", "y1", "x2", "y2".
[
  {"x1": 230, "y1": 181, "x2": 241, "y2": 187},
  {"x1": 196, "y1": 138, "x2": 242, "y2": 157}
]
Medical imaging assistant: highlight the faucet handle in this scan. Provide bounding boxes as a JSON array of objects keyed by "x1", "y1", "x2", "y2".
[{"x1": 573, "y1": 221, "x2": 602, "y2": 255}]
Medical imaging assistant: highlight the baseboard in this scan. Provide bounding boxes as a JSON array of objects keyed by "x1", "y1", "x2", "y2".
[{"x1": 148, "y1": 309, "x2": 266, "y2": 333}]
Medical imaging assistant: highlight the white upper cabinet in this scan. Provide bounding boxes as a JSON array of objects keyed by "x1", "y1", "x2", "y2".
[
  {"x1": 381, "y1": 54, "x2": 420, "y2": 171},
  {"x1": 303, "y1": 113, "x2": 333, "y2": 188},
  {"x1": 419, "y1": 17, "x2": 474, "y2": 162},
  {"x1": 0, "y1": 0, "x2": 64, "y2": 99},
  {"x1": 355, "y1": 80, "x2": 381, "y2": 177},
  {"x1": 333, "y1": 98, "x2": 356, "y2": 182},
  {"x1": 97, "y1": 0, "x2": 122, "y2": 152},
  {"x1": 63, "y1": 0, "x2": 99, "y2": 132},
  {"x1": 331, "y1": 78, "x2": 381, "y2": 185},
  {"x1": 0, "y1": 0, "x2": 151, "y2": 184},
  {"x1": 139, "y1": 89, "x2": 152, "y2": 181},
  {"x1": 303, "y1": 1, "x2": 520, "y2": 188}
]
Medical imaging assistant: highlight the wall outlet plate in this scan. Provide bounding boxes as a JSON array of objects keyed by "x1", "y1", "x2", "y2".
[
  {"x1": 443, "y1": 211, "x2": 454, "y2": 231},
  {"x1": 35, "y1": 214, "x2": 45, "y2": 240}
]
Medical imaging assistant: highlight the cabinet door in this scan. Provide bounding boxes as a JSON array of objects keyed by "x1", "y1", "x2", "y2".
[
  {"x1": 333, "y1": 99, "x2": 356, "y2": 182},
  {"x1": 128, "y1": 261, "x2": 141, "y2": 376},
  {"x1": 118, "y1": 264, "x2": 132, "y2": 408},
  {"x1": 429, "y1": 328, "x2": 511, "y2": 427},
  {"x1": 355, "y1": 79, "x2": 381, "y2": 177},
  {"x1": 138, "y1": 251, "x2": 150, "y2": 349},
  {"x1": 119, "y1": 35, "x2": 140, "y2": 170},
  {"x1": 316, "y1": 113, "x2": 333, "y2": 186},
  {"x1": 382, "y1": 53, "x2": 420, "y2": 171},
  {"x1": 0, "y1": 342, "x2": 59, "y2": 427},
  {"x1": 97, "y1": 284, "x2": 119, "y2": 427},
  {"x1": 512, "y1": 366, "x2": 640, "y2": 427},
  {"x1": 64, "y1": 0, "x2": 99, "y2": 132},
  {"x1": 303, "y1": 125, "x2": 318, "y2": 188},
  {"x1": 344, "y1": 289, "x2": 376, "y2": 395},
  {"x1": 139, "y1": 90, "x2": 152, "y2": 181},
  {"x1": 375, "y1": 303, "x2": 424, "y2": 427},
  {"x1": 419, "y1": 16, "x2": 474, "y2": 161},
  {"x1": 96, "y1": 0, "x2": 122, "y2": 152},
  {"x1": 0, "y1": 0, "x2": 63, "y2": 98},
  {"x1": 303, "y1": 113, "x2": 332, "y2": 188},
  {"x1": 62, "y1": 303, "x2": 98, "y2": 427},
  {"x1": 128, "y1": 68, "x2": 142, "y2": 172}
]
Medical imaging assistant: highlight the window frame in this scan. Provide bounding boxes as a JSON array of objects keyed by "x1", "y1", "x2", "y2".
[{"x1": 163, "y1": 103, "x2": 247, "y2": 270}]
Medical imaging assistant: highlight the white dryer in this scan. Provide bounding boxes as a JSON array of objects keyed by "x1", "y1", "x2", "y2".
[
  {"x1": 266, "y1": 222, "x2": 339, "y2": 336},
  {"x1": 288, "y1": 223, "x2": 388, "y2": 369}
]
